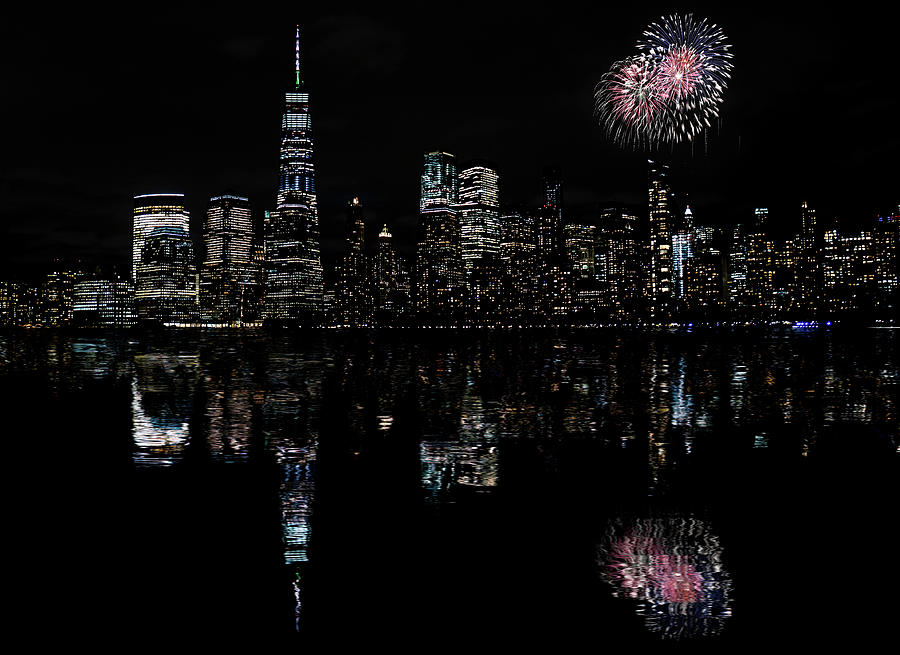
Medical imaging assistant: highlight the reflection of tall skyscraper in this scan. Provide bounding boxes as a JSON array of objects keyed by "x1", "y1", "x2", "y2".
[
  {"x1": 132, "y1": 353, "x2": 198, "y2": 467},
  {"x1": 647, "y1": 161, "x2": 673, "y2": 319},
  {"x1": 416, "y1": 151, "x2": 462, "y2": 318},
  {"x1": 264, "y1": 26, "x2": 324, "y2": 322},
  {"x1": 132, "y1": 194, "x2": 190, "y2": 279}
]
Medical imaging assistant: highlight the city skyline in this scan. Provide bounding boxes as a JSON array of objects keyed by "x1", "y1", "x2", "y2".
[
  {"x1": 1, "y1": 8, "x2": 897, "y2": 277},
  {"x1": 0, "y1": 15, "x2": 897, "y2": 328},
  {"x1": 1, "y1": 9, "x2": 897, "y2": 646}
]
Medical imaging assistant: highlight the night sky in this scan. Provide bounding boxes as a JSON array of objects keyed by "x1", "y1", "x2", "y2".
[{"x1": 1, "y1": 3, "x2": 897, "y2": 278}]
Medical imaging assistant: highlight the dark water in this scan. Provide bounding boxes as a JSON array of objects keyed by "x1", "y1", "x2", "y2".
[{"x1": 1, "y1": 328, "x2": 896, "y2": 648}]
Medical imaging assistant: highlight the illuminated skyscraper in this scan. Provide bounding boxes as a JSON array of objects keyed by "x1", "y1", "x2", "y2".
[
  {"x1": 416, "y1": 151, "x2": 462, "y2": 320},
  {"x1": 772, "y1": 238, "x2": 800, "y2": 317},
  {"x1": 135, "y1": 225, "x2": 199, "y2": 324},
  {"x1": 873, "y1": 211, "x2": 899, "y2": 316},
  {"x1": 647, "y1": 161, "x2": 673, "y2": 319},
  {"x1": 499, "y1": 208, "x2": 537, "y2": 263},
  {"x1": 728, "y1": 223, "x2": 749, "y2": 308},
  {"x1": 200, "y1": 194, "x2": 261, "y2": 325},
  {"x1": 456, "y1": 161, "x2": 501, "y2": 271},
  {"x1": 798, "y1": 201, "x2": 820, "y2": 314},
  {"x1": 537, "y1": 166, "x2": 564, "y2": 256},
  {"x1": 564, "y1": 223, "x2": 596, "y2": 279},
  {"x1": 372, "y1": 224, "x2": 411, "y2": 324},
  {"x1": 597, "y1": 208, "x2": 641, "y2": 320},
  {"x1": 499, "y1": 208, "x2": 538, "y2": 321},
  {"x1": 822, "y1": 228, "x2": 876, "y2": 314},
  {"x1": 684, "y1": 227, "x2": 726, "y2": 314},
  {"x1": 264, "y1": 26, "x2": 324, "y2": 323},
  {"x1": 745, "y1": 208, "x2": 775, "y2": 318},
  {"x1": 420, "y1": 151, "x2": 459, "y2": 211},
  {"x1": 335, "y1": 197, "x2": 372, "y2": 326},
  {"x1": 672, "y1": 205, "x2": 695, "y2": 300},
  {"x1": 563, "y1": 222, "x2": 603, "y2": 321},
  {"x1": 132, "y1": 194, "x2": 190, "y2": 279},
  {"x1": 204, "y1": 195, "x2": 253, "y2": 267}
]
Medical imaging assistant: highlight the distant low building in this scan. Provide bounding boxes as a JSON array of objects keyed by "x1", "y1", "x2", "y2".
[{"x1": 73, "y1": 278, "x2": 137, "y2": 327}]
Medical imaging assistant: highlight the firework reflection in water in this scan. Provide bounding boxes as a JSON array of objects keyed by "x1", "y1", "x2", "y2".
[{"x1": 598, "y1": 516, "x2": 733, "y2": 639}]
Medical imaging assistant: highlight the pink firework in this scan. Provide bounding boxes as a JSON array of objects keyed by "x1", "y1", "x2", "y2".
[
  {"x1": 595, "y1": 13, "x2": 733, "y2": 148},
  {"x1": 595, "y1": 55, "x2": 669, "y2": 148},
  {"x1": 655, "y1": 46, "x2": 703, "y2": 102}
]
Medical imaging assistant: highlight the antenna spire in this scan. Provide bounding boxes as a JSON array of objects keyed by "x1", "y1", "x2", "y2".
[{"x1": 295, "y1": 25, "x2": 301, "y2": 88}]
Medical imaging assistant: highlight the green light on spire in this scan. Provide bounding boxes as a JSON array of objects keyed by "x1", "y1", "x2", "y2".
[{"x1": 295, "y1": 25, "x2": 301, "y2": 88}]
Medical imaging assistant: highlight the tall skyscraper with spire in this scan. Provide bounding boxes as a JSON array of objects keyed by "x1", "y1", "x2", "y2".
[
  {"x1": 672, "y1": 205, "x2": 695, "y2": 300},
  {"x1": 798, "y1": 200, "x2": 820, "y2": 315},
  {"x1": 264, "y1": 25, "x2": 324, "y2": 323}
]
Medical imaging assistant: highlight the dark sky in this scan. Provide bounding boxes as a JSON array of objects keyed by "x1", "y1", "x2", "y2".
[{"x1": 1, "y1": 3, "x2": 897, "y2": 277}]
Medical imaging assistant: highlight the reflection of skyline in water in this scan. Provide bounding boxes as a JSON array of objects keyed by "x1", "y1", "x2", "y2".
[
  {"x1": 1, "y1": 329, "x2": 897, "y2": 640},
  {"x1": 421, "y1": 373, "x2": 500, "y2": 501},
  {"x1": 132, "y1": 353, "x2": 196, "y2": 466},
  {"x1": 3, "y1": 329, "x2": 896, "y2": 494},
  {"x1": 600, "y1": 516, "x2": 733, "y2": 640}
]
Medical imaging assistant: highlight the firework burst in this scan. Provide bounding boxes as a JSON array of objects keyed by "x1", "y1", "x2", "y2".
[
  {"x1": 595, "y1": 14, "x2": 733, "y2": 149},
  {"x1": 595, "y1": 55, "x2": 670, "y2": 149}
]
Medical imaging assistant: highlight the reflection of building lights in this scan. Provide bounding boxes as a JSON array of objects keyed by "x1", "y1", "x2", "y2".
[
  {"x1": 420, "y1": 442, "x2": 498, "y2": 500},
  {"x1": 131, "y1": 375, "x2": 189, "y2": 467}
]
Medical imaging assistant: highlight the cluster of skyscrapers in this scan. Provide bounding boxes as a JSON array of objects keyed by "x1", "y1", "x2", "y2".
[
  {"x1": 329, "y1": 156, "x2": 897, "y2": 326},
  {"x1": 1, "y1": 28, "x2": 897, "y2": 328}
]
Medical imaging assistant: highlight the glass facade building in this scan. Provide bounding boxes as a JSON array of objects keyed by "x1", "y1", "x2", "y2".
[
  {"x1": 73, "y1": 278, "x2": 137, "y2": 327},
  {"x1": 132, "y1": 194, "x2": 190, "y2": 280},
  {"x1": 335, "y1": 197, "x2": 372, "y2": 326},
  {"x1": 200, "y1": 195, "x2": 261, "y2": 325},
  {"x1": 647, "y1": 160, "x2": 673, "y2": 319},
  {"x1": 457, "y1": 162, "x2": 501, "y2": 271},
  {"x1": 416, "y1": 152, "x2": 463, "y2": 319},
  {"x1": 135, "y1": 226, "x2": 199, "y2": 324},
  {"x1": 672, "y1": 205, "x2": 695, "y2": 300}
]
